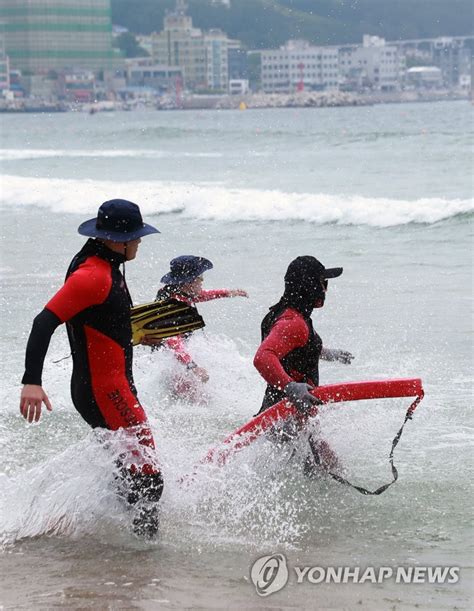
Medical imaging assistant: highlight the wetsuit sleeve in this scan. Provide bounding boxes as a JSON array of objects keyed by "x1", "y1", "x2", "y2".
[
  {"x1": 45, "y1": 257, "x2": 112, "y2": 323},
  {"x1": 253, "y1": 313, "x2": 309, "y2": 390},
  {"x1": 21, "y1": 308, "x2": 62, "y2": 385},
  {"x1": 165, "y1": 336, "x2": 193, "y2": 366},
  {"x1": 193, "y1": 289, "x2": 232, "y2": 302}
]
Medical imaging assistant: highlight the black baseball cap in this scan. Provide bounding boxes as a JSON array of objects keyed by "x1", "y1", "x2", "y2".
[{"x1": 285, "y1": 256, "x2": 343, "y2": 285}]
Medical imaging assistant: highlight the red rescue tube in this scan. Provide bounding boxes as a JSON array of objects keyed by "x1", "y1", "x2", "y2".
[{"x1": 199, "y1": 378, "x2": 424, "y2": 469}]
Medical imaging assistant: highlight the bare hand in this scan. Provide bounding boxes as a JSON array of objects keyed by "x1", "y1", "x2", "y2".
[
  {"x1": 229, "y1": 289, "x2": 248, "y2": 298},
  {"x1": 20, "y1": 384, "x2": 53, "y2": 423},
  {"x1": 192, "y1": 366, "x2": 209, "y2": 383}
]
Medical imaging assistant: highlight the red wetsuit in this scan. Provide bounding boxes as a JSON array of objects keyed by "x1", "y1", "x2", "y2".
[
  {"x1": 161, "y1": 289, "x2": 233, "y2": 365},
  {"x1": 22, "y1": 239, "x2": 158, "y2": 475},
  {"x1": 254, "y1": 307, "x2": 322, "y2": 412}
]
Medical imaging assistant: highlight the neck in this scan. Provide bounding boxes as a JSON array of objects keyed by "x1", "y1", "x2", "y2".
[
  {"x1": 86, "y1": 239, "x2": 126, "y2": 265},
  {"x1": 100, "y1": 239, "x2": 126, "y2": 256}
]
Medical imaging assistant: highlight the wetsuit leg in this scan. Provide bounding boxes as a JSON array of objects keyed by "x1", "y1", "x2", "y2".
[
  {"x1": 72, "y1": 340, "x2": 165, "y2": 537},
  {"x1": 304, "y1": 435, "x2": 341, "y2": 477},
  {"x1": 118, "y1": 466, "x2": 164, "y2": 539}
]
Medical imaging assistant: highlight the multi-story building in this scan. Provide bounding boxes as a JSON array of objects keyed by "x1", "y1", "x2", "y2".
[
  {"x1": 0, "y1": 0, "x2": 116, "y2": 73},
  {"x1": 393, "y1": 36, "x2": 473, "y2": 89},
  {"x1": 0, "y1": 34, "x2": 10, "y2": 92},
  {"x1": 151, "y1": 0, "x2": 230, "y2": 91},
  {"x1": 338, "y1": 36, "x2": 404, "y2": 91},
  {"x1": 125, "y1": 57, "x2": 182, "y2": 93},
  {"x1": 260, "y1": 40, "x2": 339, "y2": 93},
  {"x1": 204, "y1": 29, "x2": 228, "y2": 90},
  {"x1": 431, "y1": 37, "x2": 471, "y2": 87},
  {"x1": 228, "y1": 38, "x2": 248, "y2": 80}
]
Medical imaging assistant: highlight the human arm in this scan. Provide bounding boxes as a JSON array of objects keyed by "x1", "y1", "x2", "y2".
[
  {"x1": 165, "y1": 336, "x2": 209, "y2": 382},
  {"x1": 20, "y1": 308, "x2": 61, "y2": 421},
  {"x1": 20, "y1": 258, "x2": 112, "y2": 421},
  {"x1": 321, "y1": 347, "x2": 354, "y2": 364},
  {"x1": 253, "y1": 311, "x2": 309, "y2": 390},
  {"x1": 194, "y1": 288, "x2": 248, "y2": 302},
  {"x1": 253, "y1": 311, "x2": 321, "y2": 412}
]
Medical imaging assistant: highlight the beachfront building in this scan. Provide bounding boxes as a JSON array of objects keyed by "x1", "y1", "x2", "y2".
[
  {"x1": 338, "y1": 36, "x2": 404, "y2": 91},
  {"x1": 431, "y1": 37, "x2": 471, "y2": 88},
  {"x1": 406, "y1": 66, "x2": 443, "y2": 89},
  {"x1": 204, "y1": 29, "x2": 228, "y2": 91},
  {"x1": 260, "y1": 40, "x2": 339, "y2": 93},
  {"x1": 0, "y1": 0, "x2": 116, "y2": 73},
  {"x1": 228, "y1": 78, "x2": 248, "y2": 95},
  {"x1": 393, "y1": 36, "x2": 473, "y2": 89},
  {"x1": 125, "y1": 57, "x2": 182, "y2": 93},
  {"x1": 0, "y1": 34, "x2": 10, "y2": 93},
  {"x1": 228, "y1": 39, "x2": 248, "y2": 80},
  {"x1": 150, "y1": 0, "x2": 231, "y2": 92}
]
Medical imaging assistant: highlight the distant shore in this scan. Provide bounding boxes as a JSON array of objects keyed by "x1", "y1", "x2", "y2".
[
  {"x1": 186, "y1": 89, "x2": 470, "y2": 110},
  {"x1": 0, "y1": 88, "x2": 469, "y2": 113}
]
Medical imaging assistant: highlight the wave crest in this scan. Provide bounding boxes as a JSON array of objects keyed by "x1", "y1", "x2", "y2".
[{"x1": 1, "y1": 174, "x2": 472, "y2": 227}]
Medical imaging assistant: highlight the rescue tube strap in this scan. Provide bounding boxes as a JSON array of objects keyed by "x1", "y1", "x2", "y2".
[{"x1": 313, "y1": 393, "x2": 424, "y2": 495}]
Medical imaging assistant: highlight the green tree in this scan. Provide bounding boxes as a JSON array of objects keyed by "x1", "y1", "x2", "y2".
[{"x1": 113, "y1": 32, "x2": 150, "y2": 58}]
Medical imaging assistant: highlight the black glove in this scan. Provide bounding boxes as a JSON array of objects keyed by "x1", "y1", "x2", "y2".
[
  {"x1": 324, "y1": 348, "x2": 354, "y2": 364},
  {"x1": 284, "y1": 381, "x2": 321, "y2": 414}
]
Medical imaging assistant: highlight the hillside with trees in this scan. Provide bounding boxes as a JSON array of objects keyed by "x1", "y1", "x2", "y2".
[{"x1": 111, "y1": 0, "x2": 474, "y2": 47}]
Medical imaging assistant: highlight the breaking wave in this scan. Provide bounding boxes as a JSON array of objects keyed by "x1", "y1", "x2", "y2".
[
  {"x1": 1, "y1": 174, "x2": 472, "y2": 227},
  {"x1": 0, "y1": 148, "x2": 223, "y2": 160}
]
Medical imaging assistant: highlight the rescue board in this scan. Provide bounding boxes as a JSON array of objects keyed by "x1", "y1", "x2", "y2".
[{"x1": 197, "y1": 378, "x2": 424, "y2": 469}]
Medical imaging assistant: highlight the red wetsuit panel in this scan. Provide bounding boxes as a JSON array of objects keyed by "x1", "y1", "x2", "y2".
[
  {"x1": 85, "y1": 325, "x2": 150, "y2": 430},
  {"x1": 45, "y1": 256, "x2": 112, "y2": 322},
  {"x1": 254, "y1": 308, "x2": 310, "y2": 390},
  {"x1": 165, "y1": 335, "x2": 193, "y2": 365},
  {"x1": 163, "y1": 289, "x2": 232, "y2": 364},
  {"x1": 193, "y1": 289, "x2": 232, "y2": 302},
  {"x1": 85, "y1": 325, "x2": 157, "y2": 474}
]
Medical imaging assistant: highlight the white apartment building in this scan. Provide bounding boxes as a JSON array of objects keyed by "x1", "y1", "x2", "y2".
[
  {"x1": 339, "y1": 35, "x2": 404, "y2": 91},
  {"x1": 261, "y1": 40, "x2": 339, "y2": 93},
  {"x1": 0, "y1": 35, "x2": 10, "y2": 93},
  {"x1": 204, "y1": 29, "x2": 229, "y2": 91}
]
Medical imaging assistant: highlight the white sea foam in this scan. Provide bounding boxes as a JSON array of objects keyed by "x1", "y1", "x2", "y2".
[
  {"x1": 1, "y1": 174, "x2": 472, "y2": 227},
  {"x1": 0, "y1": 148, "x2": 223, "y2": 160}
]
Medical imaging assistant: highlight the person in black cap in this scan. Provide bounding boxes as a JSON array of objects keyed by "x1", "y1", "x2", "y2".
[
  {"x1": 253, "y1": 256, "x2": 353, "y2": 474},
  {"x1": 19, "y1": 199, "x2": 164, "y2": 538},
  {"x1": 154, "y1": 255, "x2": 247, "y2": 399}
]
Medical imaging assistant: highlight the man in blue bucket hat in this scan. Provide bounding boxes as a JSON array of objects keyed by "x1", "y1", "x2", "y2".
[{"x1": 19, "y1": 199, "x2": 164, "y2": 538}]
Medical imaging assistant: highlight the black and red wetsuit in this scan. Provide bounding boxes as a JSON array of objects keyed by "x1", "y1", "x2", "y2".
[
  {"x1": 157, "y1": 287, "x2": 231, "y2": 365},
  {"x1": 22, "y1": 239, "x2": 159, "y2": 477},
  {"x1": 253, "y1": 306, "x2": 322, "y2": 413}
]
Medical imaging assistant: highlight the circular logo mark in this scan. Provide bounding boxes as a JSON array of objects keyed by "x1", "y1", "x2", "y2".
[{"x1": 251, "y1": 553, "x2": 289, "y2": 597}]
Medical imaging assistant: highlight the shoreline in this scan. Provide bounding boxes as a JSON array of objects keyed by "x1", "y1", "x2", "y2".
[{"x1": 0, "y1": 89, "x2": 469, "y2": 114}]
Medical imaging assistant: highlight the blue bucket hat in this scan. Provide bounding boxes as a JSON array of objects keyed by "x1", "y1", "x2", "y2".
[
  {"x1": 78, "y1": 199, "x2": 160, "y2": 242},
  {"x1": 161, "y1": 255, "x2": 213, "y2": 285}
]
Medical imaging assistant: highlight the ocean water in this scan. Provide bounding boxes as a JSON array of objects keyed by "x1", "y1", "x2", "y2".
[{"x1": 0, "y1": 101, "x2": 473, "y2": 609}]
